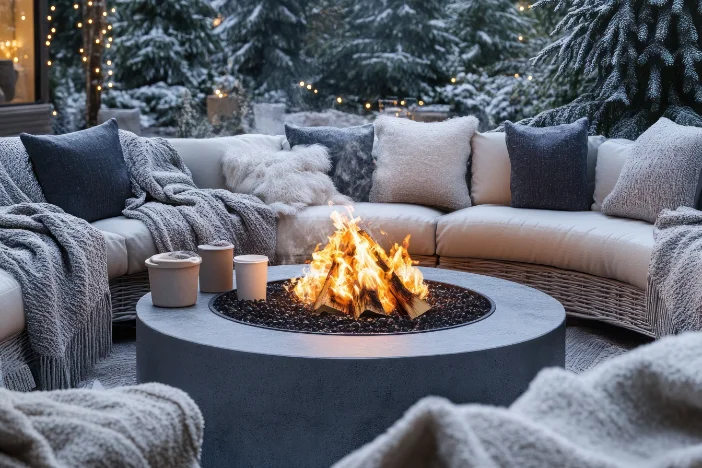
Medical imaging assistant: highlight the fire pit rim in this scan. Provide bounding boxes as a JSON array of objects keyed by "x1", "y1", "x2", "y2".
[{"x1": 208, "y1": 278, "x2": 496, "y2": 336}]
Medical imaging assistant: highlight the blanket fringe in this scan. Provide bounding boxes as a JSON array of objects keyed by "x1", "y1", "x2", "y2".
[
  {"x1": 646, "y1": 278, "x2": 675, "y2": 338},
  {"x1": 36, "y1": 292, "x2": 112, "y2": 390},
  {"x1": 0, "y1": 332, "x2": 36, "y2": 391}
]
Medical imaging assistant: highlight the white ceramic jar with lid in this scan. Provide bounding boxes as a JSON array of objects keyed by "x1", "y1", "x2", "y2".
[{"x1": 145, "y1": 251, "x2": 202, "y2": 307}]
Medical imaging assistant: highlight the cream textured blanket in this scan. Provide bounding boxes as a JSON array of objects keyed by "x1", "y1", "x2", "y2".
[
  {"x1": 0, "y1": 383, "x2": 204, "y2": 467},
  {"x1": 335, "y1": 332, "x2": 702, "y2": 468}
]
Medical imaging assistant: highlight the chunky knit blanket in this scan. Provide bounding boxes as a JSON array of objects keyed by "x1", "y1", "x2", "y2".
[
  {"x1": 0, "y1": 138, "x2": 111, "y2": 392},
  {"x1": 119, "y1": 131, "x2": 277, "y2": 258},
  {"x1": 335, "y1": 332, "x2": 702, "y2": 468},
  {"x1": 0, "y1": 382, "x2": 204, "y2": 467},
  {"x1": 647, "y1": 207, "x2": 702, "y2": 336}
]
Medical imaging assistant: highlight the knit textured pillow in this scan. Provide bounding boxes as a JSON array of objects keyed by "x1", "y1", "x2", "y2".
[
  {"x1": 369, "y1": 116, "x2": 478, "y2": 212},
  {"x1": 505, "y1": 118, "x2": 590, "y2": 211},
  {"x1": 601, "y1": 118, "x2": 702, "y2": 223},
  {"x1": 285, "y1": 123, "x2": 375, "y2": 202}
]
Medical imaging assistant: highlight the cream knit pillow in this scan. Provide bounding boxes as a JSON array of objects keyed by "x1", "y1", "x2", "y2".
[{"x1": 370, "y1": 116, "x2": 478, "y2": 211}]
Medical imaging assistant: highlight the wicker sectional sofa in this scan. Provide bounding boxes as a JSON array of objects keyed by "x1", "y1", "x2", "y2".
[{"x1": 0, "y1": 131, "x2": 655, "y2": 361}]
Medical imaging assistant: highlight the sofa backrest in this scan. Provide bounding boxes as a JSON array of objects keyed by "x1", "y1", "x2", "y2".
[
  {"x1": 470, "y1": 132, "x2": 606, "y2": 206},
  {"x1": 169, "y1": 134, "x2": 286, "y2": 190}
]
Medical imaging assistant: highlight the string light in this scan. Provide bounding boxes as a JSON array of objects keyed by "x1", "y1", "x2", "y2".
[
  {"x1": 418, "y1": 100, "x2": 424, "y2": 106},
  {"x1": 47, "y1": 15, "x2": 52, "y2": 20},
  {"x1": 299, "y1": 81, "x2": 305, "y2": 87},
  {"x1": 400, "y1": 100, "x2": 405, "y2": 105},
  {"x1": 106, "y1": 60, "x2": 111, "y2": 65},
  {"x1": 47, "y1": 60, "x2": 52, "y2": 66},
  {"x1": 82, "y1": 56, "x2": 87, "y2": 62},
  {"x1": 51, "y1": 28, "x2": 56, "y2": 33},
  {"x1": 73, "y1": 3, "x2": 78, "y2": 8},
  {"x1": 111, "y1": 7, "x2": 116, "y2": 12},
  {"x1": 95, "y1": 67, "x2": 100, "y2": 73},
  {"x1": 107, "y1": 25, "x2": 112, "y2": 30},
  {"x1": 106, "y1": 44, "x2": 111, "y2": 48},
  {"x1": 514, "y1": 73, "x2": 520, "y2": 78},
  {"x1": 527, "y1": 75, "x2": 533, "y2": 81},
  {"x1": 450, "y1": 77, "x2": 456, "y2": 83},
  {"x1": 518, "y1": 35, "x2": 523, "y2": 41},
  {"x1": 306, "y1": 84, "x2": 311, "y2": 90},
  {"x1": 77, "y1": 22, "x2": 82, "y2": 27},
  {"x1": 13, "y1": 57, "x2": 18, "y2": 62},
  {"x1": 336, "y1": 97, "x2": 342, "y2": 104},
  {"x1": 45, "y1": 40, "x2": 50, "y2": 46},
  {"x1": 21, "y1": 14, "x2": 26, "y2": 20},
  {"x1": 519, "y1": 5, "x2": 525, "y2": 10},
  {"x1": 313, "y1": 89, "x2": 318, "y2": 94},
  {"x1": 108, "y1": 37, "x2": 113, "y2": 42},
  {"x1": 50, "y1": 5, "x2": 56, "y2": 10},
  {"x1": 95, "y1": 38, "x2": 100, "y2": 43},
  {"x1": 88, "y1": 1, "x2": 92, "y2": 5},
  {"x1": 47, "y1": 34, "x2": 52, "y2": 39},
  {"x1": 365, "y1": 103, "x2": 371, "y2": 109},
  {"x1": 97, "y1": 85, "x2": 102, "y2": 90},
  {"x1": 102, "y1": 11, "x2": 107, "y2": 16},
  {"x1": 108, "y1": 70, "x2": 113, "y2": 75},
  {"x1": 108, "y1": 82, "x2": 113, "y2": 87},
  {"x1": 88, "y1": 19, "x2": 93, "y2": 24},
  {"x1": 52, "y1": 110, "x2": 58, "y2": 116},
  {"x1": 80, "y1": 48, "x2": 84, "y2": 53}
]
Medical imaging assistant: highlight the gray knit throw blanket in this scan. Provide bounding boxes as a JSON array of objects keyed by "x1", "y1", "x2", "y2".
[
  {"x1": 119, "y1": 131, "x2": 277, "y2": 257},
  {"x1": 0, "y1": 382, "x2": 204, "y2": 467},
  {"x1": 647, "y1": 206, "x2": 702, "y2": 336},
  {"x1": 0, "y1": 138, "x2": 111, "y2": 391},
  {"x1": 335, "y1": 332, "x2": 702, "y2": 468}
]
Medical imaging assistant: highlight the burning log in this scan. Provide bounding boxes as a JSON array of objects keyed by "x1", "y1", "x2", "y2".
[{"x1": 293, "y1": 209, "x2": 432, "y2": 320}]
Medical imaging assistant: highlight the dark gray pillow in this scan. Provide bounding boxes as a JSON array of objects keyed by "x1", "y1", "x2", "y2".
[
  {"x1": 505, "y1": 118, "x2": 590, "y2": 211},
  {"x1": 285, "y1": 123, "x2": 375, "y2": 202},
  {"x1": 20, "y1": 119, "x2": 133, "y2": 222}
]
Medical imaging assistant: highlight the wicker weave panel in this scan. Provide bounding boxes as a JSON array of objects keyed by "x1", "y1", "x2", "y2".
[
  {"x1": 109, "y1": 272, "x2": 150, "y2": 322},
  {"x1": 439, "y1": 257, "x2": 653, "y2": 337}
]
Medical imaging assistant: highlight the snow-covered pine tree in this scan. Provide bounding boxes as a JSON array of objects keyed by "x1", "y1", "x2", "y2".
[
  {"x1": 111, "y1": 0, "x2": 219, "y2": 89},
  {"x1": 214, "y1": 0, "x2": 307, "y2": 98},
  {"x1": 322, "y1": 0, "x2": 454, "y2": 100},
  {"x1": 447, "y1": 0, "x2": 534, "y2": 73},
  {"x1": 528, "y1": 0, "x2": 702, "y2": 138}
]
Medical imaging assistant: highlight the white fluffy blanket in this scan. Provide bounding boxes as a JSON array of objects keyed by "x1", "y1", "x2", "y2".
[
  {"x1": 335, "y1": 332, "x2": 702, "y2": 468},
  {"x1": 0, "y1": 382, "x2": 204, "y2": 467},
  {"x1": 222, "y1": 144, "x2": 351, "y2": 216}
]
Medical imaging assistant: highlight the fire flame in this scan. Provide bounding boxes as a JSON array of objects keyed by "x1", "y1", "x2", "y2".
[{"x1": 290, "y1": 209, "x2": 429, "y2": 316}]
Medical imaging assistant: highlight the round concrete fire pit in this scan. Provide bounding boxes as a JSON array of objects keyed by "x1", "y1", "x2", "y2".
[{"x1": 136, "y1": 265, "x2": 565, "y2": 468}]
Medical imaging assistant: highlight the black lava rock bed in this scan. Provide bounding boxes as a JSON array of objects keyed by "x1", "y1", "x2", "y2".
[{"x1": 210, "y1": 279, "x2": 494, "y2": 335}]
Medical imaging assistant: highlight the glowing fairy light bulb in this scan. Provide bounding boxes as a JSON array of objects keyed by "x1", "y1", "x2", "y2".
[{"x1": 336, "y1": 97, "x2": 342, "y2": 104}]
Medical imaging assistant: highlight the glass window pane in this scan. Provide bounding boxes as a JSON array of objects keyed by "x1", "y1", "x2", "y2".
[{"x1": 0, "y1": 0, "x2": 36, "y2": 105}]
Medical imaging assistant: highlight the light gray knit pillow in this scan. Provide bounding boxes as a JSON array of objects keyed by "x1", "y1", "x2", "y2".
[
  {"x1": 601, "y1": 118, "x2": 702, "y2": 223},
  {"x1": 370, "y1": 116, "x2": 478, "y2": 211}
]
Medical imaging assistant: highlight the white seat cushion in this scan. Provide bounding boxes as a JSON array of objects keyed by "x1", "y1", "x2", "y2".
[
  {"x1": 436, "y1": 205, "x2": 654, "y2": 289},
  {"x1": 276, "y1": 203, "x2": 444, "y2": 263},
  {"x1": 92, "y1": 216, "x2": 158, "y2": 275},
  {"x1": 169, "y1": 135, "x2": 286, "y2": 190},
  {"x1": 102, "y1": 230, "x2": 128, "y2": 280},
  {"x1": 0, "y1": 270, "x2": 25, "y2": 343}
]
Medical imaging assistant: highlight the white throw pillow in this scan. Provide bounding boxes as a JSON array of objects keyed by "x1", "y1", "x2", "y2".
[
  {"x1": 470, "y1": 131, "x2": 605, "y2": 206},
  {"x1": 222, "y1": 144, "x2": 351, "y2": 216},
  {"x1": 591, "y1": 139, "x2": 633, "y2": 211},
  {"x1": 370, "y1": 116, "x2": 478, "y2": 211}
]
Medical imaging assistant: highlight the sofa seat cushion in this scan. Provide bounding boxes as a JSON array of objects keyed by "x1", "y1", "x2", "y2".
[
  {"x1": 436, "y1": 205, "x2": 654, "y2": 289},
  {"x1": 0, "y1": 270, "x2": 25, "y2": 343},
  {"x1": 102, "y1": 231, "x2": 128, "y2": 280},
  {"x1": 92, "y1": 217, "x2": 158, "y2": 275},
  {"x1": 276, "y1": 203, "x2": 444, "y2": 263}
]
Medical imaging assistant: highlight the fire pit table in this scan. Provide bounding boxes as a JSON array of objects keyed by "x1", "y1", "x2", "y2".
[{"x1": 136, "y1": 265, "x2": 565, "y2": 468}]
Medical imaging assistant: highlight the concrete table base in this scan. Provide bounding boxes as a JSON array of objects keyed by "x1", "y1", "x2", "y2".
[{"x1": 137, "y1": 266, "x2": 565, "y2": 468}]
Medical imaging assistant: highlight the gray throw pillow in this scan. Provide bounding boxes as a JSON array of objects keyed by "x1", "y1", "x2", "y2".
[
  {"x1": 20, "y1": 119, "x2": 133, "y2": 222},
  {"x1": 505, "y1": 118, "x2": 590, "y2": 211},
  {"x1": 285, "y1": 123, "x2": 375, "y2": 202},
  {"x1": 601, "y1": 118, "x2": 702, "y2": 223}
]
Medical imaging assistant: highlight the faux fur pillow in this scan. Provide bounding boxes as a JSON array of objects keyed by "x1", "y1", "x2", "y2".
[
  {"x1": 370, "y1": 116, "x2": 479, "y2": 211},
  {"x1": 222, "y1": 144, "x2": 351, "y2": 216}
]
